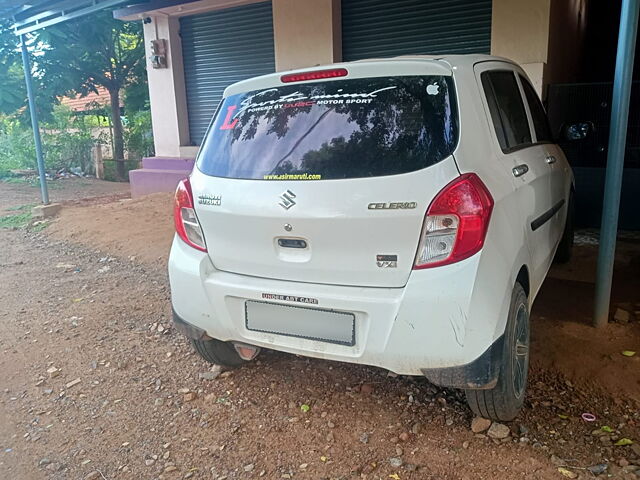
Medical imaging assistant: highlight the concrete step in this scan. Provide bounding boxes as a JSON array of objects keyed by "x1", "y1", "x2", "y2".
[
  {"x1": 129, "y1": 168, "x2": 191, "y2": 198},
  {"x1": 142, "y1": 156, "x2": 195, "y2": 171}
]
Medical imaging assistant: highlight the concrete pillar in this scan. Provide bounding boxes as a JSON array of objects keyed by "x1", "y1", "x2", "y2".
[
  {"x1": 92, "y1": 144, "x2": 104, "y2": 179},
  {"x1": 491, "y1": 0, "x2": 586, "y2": 98},
  {"x1": 546, "y1": 0, "x2": 587, "y2": 87},
  {"x1": 491, "y1": 0, "x2": 551, "y2": 96},
  {"x1": 272, "y1": 0, "x2": 341, "y2": 71},
  {"x1": 143, "y1": 15, "x2": 191, "y2": 157}
]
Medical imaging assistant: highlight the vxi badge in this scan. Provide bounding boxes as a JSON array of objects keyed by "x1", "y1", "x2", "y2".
[
  {"x1": 368, "y1": 202, "x2": 417, "y2": 210},
  {"x1": 376, "y1": 254, "x2": 398, "y2": 268}
]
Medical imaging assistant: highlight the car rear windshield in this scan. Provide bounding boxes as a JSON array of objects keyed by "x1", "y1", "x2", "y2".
[{"x1": 197, "y1": 75, "x2": 458, "y2": 180}]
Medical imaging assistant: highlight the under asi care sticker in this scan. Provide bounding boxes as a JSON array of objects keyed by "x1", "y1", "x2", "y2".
[{"x1": 262, "y1": 293, "x2": 319, "y2": 305}]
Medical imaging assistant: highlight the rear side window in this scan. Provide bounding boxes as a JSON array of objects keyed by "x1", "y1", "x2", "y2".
[
  {"x1": 197, "y1": 76, "x2": 458, "y2": 180},
  {"x1": 519, "y1": 75, "x2": 552, "y2": 142},
  {"x1": 481, "y1": 71, "x2": 532, "y2": 152}
]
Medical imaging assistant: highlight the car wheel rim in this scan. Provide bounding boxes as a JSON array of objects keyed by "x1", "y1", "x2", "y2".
[{"x1": 512, "y1": 303, "x2": 529, "y2": 399}]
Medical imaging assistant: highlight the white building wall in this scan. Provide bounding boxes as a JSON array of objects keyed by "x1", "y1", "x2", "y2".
[
  {"x1": 272, "y1": 0, "x2": 341, "y2": 71},
  {"x1": 140, "y1": 0, "x2": 583, "y2": 157},
  {"x1": 143, "y1": 16, "x2": 191, "y2": 158}
]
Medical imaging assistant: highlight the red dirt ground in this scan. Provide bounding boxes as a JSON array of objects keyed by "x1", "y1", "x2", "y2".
[
  {"x1": 0, "y1": 177, "x2": 130, "y2": 214},
  {"x1": 2, "y1": 178, "x2": 639, "y2": 480},
  {"x1": 47, "y1": 192, "x2": 640, "y2": 402}
]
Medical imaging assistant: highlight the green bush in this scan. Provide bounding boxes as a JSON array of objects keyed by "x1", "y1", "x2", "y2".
[
  {"x1": 43, "y1": 105, "x2": 98, "y2": 174},
  {"x1": 124, "y1": 110, "x2": 154, "y2": 162},
  {"x1": 0, "y1": 106, "x2": 96, "y2": 177},
  {"x1": 102, "y1": 159, "x2": 140, "y2": 182},
  {"x1": 44, "y1": 129, "x2": 95, "y2": 174},
  {"x1": 0, "y1": 104, "x2": 153, "y2": 179},
  {"x1": 0, "y1": 117, "x2": 37, "y2": 176}
]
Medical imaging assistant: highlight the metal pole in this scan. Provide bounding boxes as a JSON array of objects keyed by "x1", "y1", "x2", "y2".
[
  {"x1": 19, "y1": 33, "x2": 49, "y2": 205},
  {"x1": 593, "y1": 0, "x2": 640, "y2": 327}
]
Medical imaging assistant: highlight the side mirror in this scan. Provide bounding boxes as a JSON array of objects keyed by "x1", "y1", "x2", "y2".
[{"x1": 560, "y1": 121, "x2": 594, "y2": 141}]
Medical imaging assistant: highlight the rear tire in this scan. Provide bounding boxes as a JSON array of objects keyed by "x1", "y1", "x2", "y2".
[
  {"x1": 554, "y1": 191, "x2": 574, "y2": 264},
  {"x1": 191, "y1": 338, "x2": 246, "y2": 368},
  {"x1": 465, "y1": 282, "x2": 529, "y2": 421}
]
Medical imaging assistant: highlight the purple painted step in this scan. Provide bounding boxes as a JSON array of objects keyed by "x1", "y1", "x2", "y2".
[
  {"x1": 142, "y1": 156, "x2": 195, "y2": 171},
  {"x1": 129, "y1": 157, "x2": 195, "y2": 198}
]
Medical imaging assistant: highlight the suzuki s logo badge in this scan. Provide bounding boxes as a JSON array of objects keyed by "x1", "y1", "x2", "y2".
[{"x1": 279, "y1": 190, "x2": 297, "y2": 210}]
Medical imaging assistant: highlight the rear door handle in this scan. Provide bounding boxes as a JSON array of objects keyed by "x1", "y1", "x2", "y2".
[
  {"x1": 545, "y1": 155, "x2": 557, "y2": 164},
  {"x1": 512, "y1": 164, "x2": 529, "y2": 177}
]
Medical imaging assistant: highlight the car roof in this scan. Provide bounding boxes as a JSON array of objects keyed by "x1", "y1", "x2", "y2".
[
  {"x1": 223, "y1": 54, "x2": 518, "y2": 97},
  {"x1": 353, "y1": 54, "x2": 516, "y2": 67}
]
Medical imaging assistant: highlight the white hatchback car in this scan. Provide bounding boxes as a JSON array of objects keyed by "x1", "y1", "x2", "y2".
[{"x1": 169, "y1": 55, "x2": 573, "y2": 421}]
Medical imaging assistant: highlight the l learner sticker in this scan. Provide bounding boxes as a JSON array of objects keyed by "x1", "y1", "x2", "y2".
[{"x1": 219, "y1": 105, "x2": 239, "y2": 130}]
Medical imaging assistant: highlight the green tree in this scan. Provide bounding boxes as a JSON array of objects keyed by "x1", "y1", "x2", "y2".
[
  {"x1": 0, "y1": 21, "x2": 73, "y2": 122},
  {"x1": 123, "y1": 59, "x2": 150, "y2": 113},
  {"x1": 39, "y1": 11, "x2": 145, "y2": 179},
  {"x1": 0, "y1": 21, "x2": 45, "y2": 118},
  {"x1": 0, "y1": 20, "x2": 24, "y2": 115}
]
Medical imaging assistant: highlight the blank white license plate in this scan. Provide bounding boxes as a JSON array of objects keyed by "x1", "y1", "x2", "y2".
[{"x1": 245, "y1": 300, "x2": 355, "y2": 346}]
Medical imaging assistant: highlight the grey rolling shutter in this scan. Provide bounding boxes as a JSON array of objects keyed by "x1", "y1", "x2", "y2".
[
  {"x1": 341, "y1": 0, "x2": 492, "y2": 61},
  {"x1": 180, "y1": 1, "x2": 275, "y2": 145}
]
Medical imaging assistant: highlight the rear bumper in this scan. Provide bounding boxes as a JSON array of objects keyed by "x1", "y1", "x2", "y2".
[{"x1": 168, "y1": 235, "x2": 509, "y2": 386}]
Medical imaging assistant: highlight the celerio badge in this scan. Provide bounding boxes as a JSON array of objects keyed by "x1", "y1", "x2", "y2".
[{"x1": 368, "y1": 202, "x2": 417, "y2": 210}]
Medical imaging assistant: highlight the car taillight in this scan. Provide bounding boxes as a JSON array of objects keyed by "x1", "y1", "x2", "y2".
[
  {"x1": 281, "y1": 68, "x2": 348, "y2": 83},
  {"x1": 174, "y1": 178, "x2": 207, "y2": 252},
  {"x1": 414, "y1": 173, "x2": 493, "y2": 269}
]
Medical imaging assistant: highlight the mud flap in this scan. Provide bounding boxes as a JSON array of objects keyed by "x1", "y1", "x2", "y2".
[
  {"x1": 172, "y1": 308, "x2": 211, "y2": 341},
  {"x1": 420, "y1": 335, "x2": 504, "y2": 389}
]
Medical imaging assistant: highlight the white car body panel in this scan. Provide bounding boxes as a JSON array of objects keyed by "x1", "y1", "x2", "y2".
[
  {"x1": 189, "y1": 158, "x2": 460, "y2": 288},
  {"x1": 169, "y1": 55, "x2": 573, "y2": 380},
  {"x1": 470, "y1": 60, "x2": 559, "y2": 298}
]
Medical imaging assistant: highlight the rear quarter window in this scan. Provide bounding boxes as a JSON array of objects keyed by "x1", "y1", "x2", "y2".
[
  {"x1": 519, "y1": 75, "x2": 552, "y2": 143},
  {"x1": 481, "y1": 70, "x2": 532, "y2": 152},
  {"x1": 197, "y1": 76, "x2": 458, "y2": 180}
]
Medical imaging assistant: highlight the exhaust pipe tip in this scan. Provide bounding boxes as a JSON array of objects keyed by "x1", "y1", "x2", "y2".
[{"x1": 233, "y1": 343, "x2": 260, "y2": 361}]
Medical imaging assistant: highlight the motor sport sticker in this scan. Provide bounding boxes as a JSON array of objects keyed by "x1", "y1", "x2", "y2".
[{"x1": 219, "y1": 86, "x2": 398, "y2": 130}]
